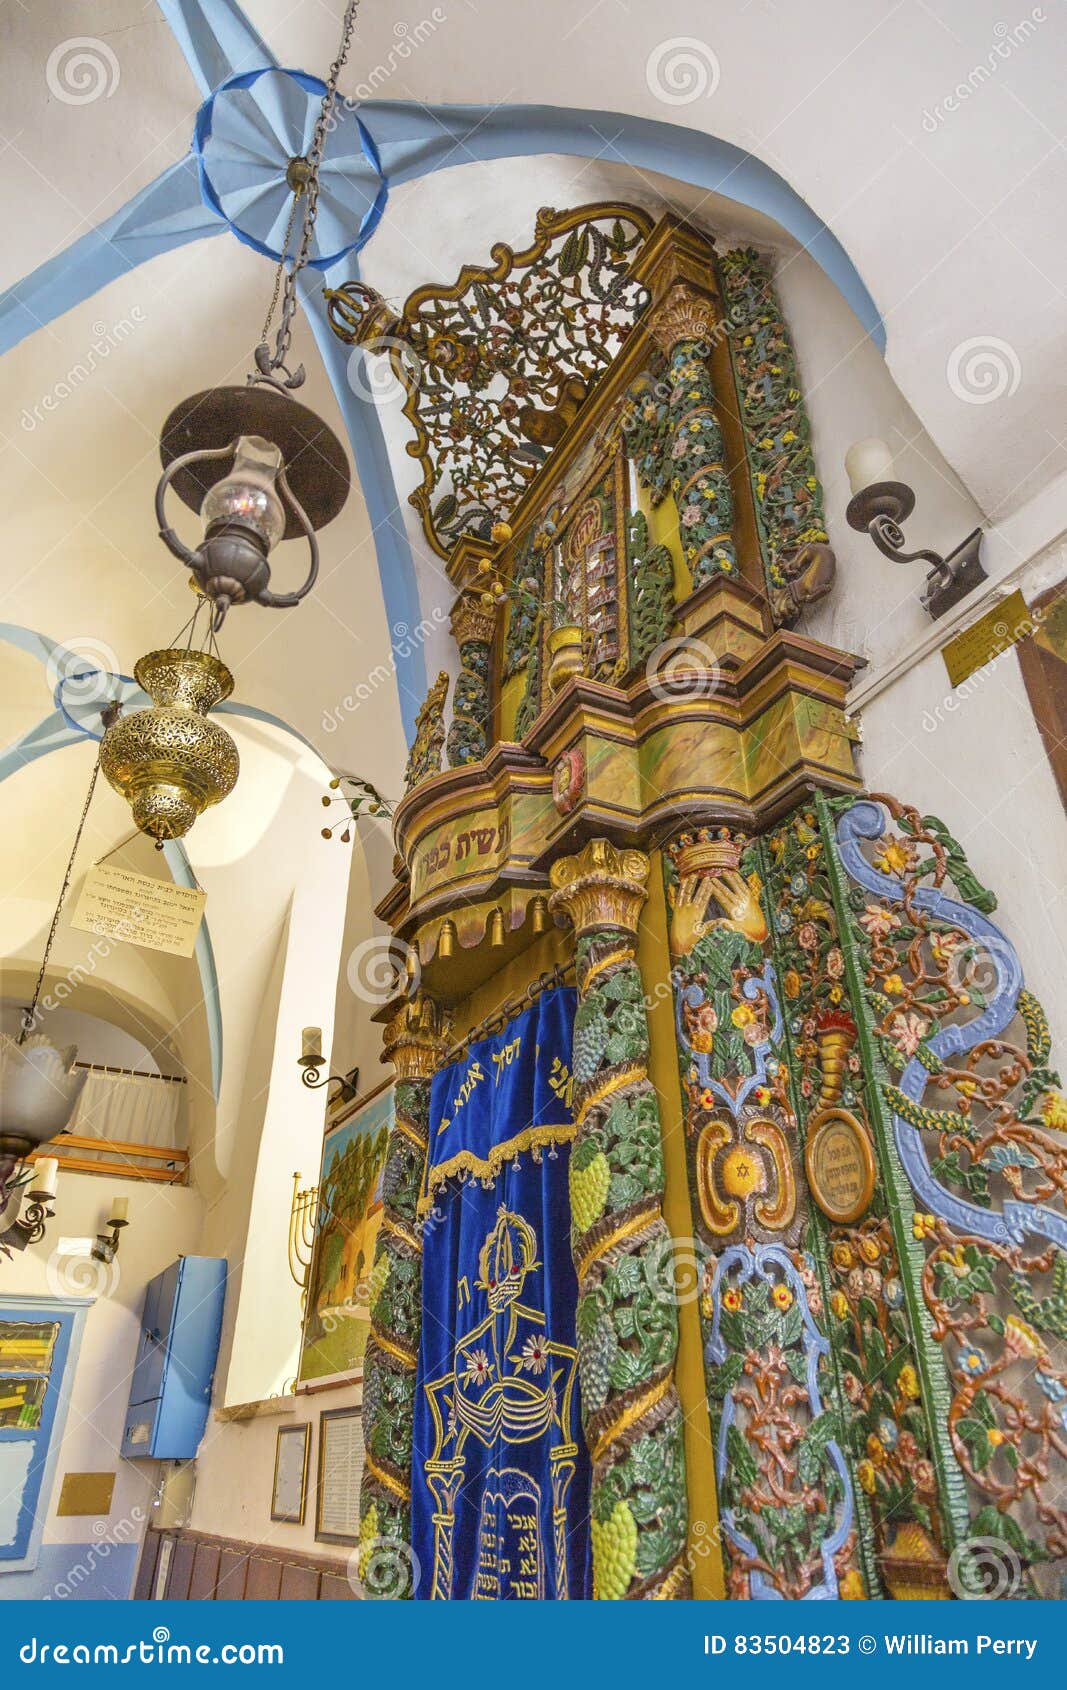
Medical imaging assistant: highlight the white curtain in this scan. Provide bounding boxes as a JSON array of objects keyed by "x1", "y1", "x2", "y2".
[{"x1": 69, "y1": 1071, "x2": 184, "y2": 1150}]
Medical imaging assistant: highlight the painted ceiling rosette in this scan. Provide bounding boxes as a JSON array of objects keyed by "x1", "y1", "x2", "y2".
[{"x1": 192, "y1": 67, "x2": 387, "y2": 266}]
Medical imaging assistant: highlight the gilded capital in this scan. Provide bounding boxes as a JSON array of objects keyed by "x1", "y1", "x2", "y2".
[
  {"x1": 382, "y1": 992, "x2": 447, "y2": 1082},
  {"x1": 648, "y1": 282, "x2": 720, "y2": 355},
  {"x1": 450, "y1": 590, "x2": 499, "y2": 648},
  {"x1": 548, "y1": 837, "x2": 650, "y2": 936}
]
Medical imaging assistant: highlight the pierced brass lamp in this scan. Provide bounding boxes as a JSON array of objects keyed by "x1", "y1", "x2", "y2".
[{"x1": 99, "y1": 648, "x2": 239, "y2": 842}]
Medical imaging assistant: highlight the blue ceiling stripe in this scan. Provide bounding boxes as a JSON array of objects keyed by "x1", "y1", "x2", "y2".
[{"x1": 155, "y1": 0, "x2": 274, "y2": 96}]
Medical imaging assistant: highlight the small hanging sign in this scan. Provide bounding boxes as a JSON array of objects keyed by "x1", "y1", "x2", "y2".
[
  {"x1": 941, "y1": 588, "x2": 1033, "y2": 688},
  {"x1": 71, "y1": 863, "x2": 205, "y2": 958}
]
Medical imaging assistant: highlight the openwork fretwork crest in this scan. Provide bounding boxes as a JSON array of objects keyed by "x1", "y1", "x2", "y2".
[{"x1": 325, "y1": 203, "x2": 653, "y2": 556}]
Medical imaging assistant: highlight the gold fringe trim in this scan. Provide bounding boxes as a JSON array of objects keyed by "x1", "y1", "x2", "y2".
[
  {"x1": 373, "y1": 1330, "x2": 418, "y2": 1369},
  {"x1": 575, "y1": 1066, "x2": 645, "y2": 1127},
  {"x1": 416, "y1": 1122, "x2": 576, "y2": 1217},
  {"x1": 382, "y1": 1213, "x2": 422, "y2": 1253},
  {"x1": 365, "y1": 1452, "x2": 410, "y2": 1505},
  {"x1": 576, "y1": 1204, "x2": 660, "y2": 1283},
  {"x1": 589, "y1": 1372, "x2": 672, "y2": 1465}
]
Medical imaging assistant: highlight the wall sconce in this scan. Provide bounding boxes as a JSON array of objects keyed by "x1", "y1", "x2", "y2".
[
  {"x1": 0, "y1": 1158, "x2": 59, "y2": 1256},
  {"x1": 297, "y1": 1028, "x2": 359, "y2": 1107},
  {"x1": 91, "y1": 1196, "x2": 130, "y2": 1265},
  {"x1": 845, "y1": 438, "x2": 986, "y2": 619},
  {"x1": 287, "y1": 1171, "x2": 319, "y2": 1304}
]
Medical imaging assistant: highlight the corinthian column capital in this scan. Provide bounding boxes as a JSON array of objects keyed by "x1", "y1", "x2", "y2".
[
  {"x1": 548, "y1": 837, "x2": 650, "y2": 937},
  {"x1": 648, "y1": 281, "x2": 720, "y2": 356},
  {"x1": 382, "y1": 991, "x2": 447, "y2": 1082}
]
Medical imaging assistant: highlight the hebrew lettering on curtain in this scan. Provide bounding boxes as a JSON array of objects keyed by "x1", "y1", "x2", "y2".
[{"x1": 412, "y1": 986, "x2": 592, "y2": 1600}]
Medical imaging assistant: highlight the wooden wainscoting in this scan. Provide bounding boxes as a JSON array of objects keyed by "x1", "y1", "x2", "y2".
[{"x1": 133, "y1": 1528, "x2": 358, "y2": 1601}]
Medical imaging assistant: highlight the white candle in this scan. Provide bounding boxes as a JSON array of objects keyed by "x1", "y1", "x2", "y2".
[
  {"x1": 845, "y1": 438, "x2": 895, "y2": 495},
  {"x1": 301, "y1": 1026, "x2": 323, "y2": 1063},
  {"x1": 31, "y1": 1157, "x2": 58, "y2": 1199},
  {"x1": 109, "y1": 1195, "x2": 129, "y2": 1226}
]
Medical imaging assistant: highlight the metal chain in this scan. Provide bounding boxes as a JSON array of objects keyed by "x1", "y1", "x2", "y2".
[
  {"x1": 258, "y1": 0, "x2": 362, "y2": 382},
  {"x1": 19, "y1": 704, "x2": 120, "y2": 1043}
]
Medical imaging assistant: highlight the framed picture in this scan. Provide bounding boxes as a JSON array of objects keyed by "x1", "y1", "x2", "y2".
[
  {"x1": 297, "y1": 1082, "x2": 394, "y2": 1388},
  {"x1": 270, "y1": 1423, "x2": 310, "y2": 1525},
  {"x1": 315, "y1": 1406, "x2": 364, "y2": 1545}
]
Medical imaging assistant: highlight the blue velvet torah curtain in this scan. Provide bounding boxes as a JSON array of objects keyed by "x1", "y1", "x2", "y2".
[{"x1": 412, "y1": 987, "x2": 592, "y2": 1600}]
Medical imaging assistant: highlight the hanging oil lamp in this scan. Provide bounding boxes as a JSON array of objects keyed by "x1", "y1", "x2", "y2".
[
  {"x1": 99, "y1": 643, "x2": 239, "y2": 843},
  {"x1": 152, "y1": 6, "x2": 360, "y2": 631}
]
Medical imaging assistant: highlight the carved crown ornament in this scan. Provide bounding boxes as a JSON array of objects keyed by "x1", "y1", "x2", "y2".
[
  {"x1": 382, "y1": 991, "x2": 447, "y2": 1082},
  {"x1": 324, "y1": 202, "x2": 655, "y2": 557}
]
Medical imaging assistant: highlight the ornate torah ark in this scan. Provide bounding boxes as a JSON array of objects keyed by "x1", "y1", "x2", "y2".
[{"x1": 330, "y1": 206, "x2": 1067, "y2": 1601}]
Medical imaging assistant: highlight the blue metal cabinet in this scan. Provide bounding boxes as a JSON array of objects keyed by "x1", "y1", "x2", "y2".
[{"x1": 121, "y1": 1257, "x2": 226, "y2": 1460}]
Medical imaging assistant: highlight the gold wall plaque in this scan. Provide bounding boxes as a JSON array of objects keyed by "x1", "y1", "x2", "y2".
[
  {"x1": 941, "y1": 588, "x2": 1032, "y2": 688},
  {"x1": 71, "y1": 862, "x2": 206, "y2": 958},
  {"x1": 804, "y1": 1108, "x2": 876, "y2": 1224},
  {"x1": 56, "y1": 1471, "x2": 115, "y2": 1516}
]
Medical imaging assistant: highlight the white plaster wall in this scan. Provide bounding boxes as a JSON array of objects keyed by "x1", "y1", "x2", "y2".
[{"x1": 0, "y1": 1171, "x2": 204, "y2": 1597}]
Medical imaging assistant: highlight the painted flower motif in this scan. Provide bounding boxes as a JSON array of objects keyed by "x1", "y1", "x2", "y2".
[
  {"x1": 842, "y1": 1372, "x2": 864, "y2": 1404},
  {"x1": 753, "y1": 1084, "x2": 772, "y2": 1106},
  {"x1": 1036, "y1": 1367, "x2": 1067, "y2": 1404},
  {"x1": 698, "y1": 1087, "x2": 715, "y2": 1109},
  {"x1": 681, "y1": 504, "x2": 703, "y2": 529},
  {"x1": 874, "y1": 837, "x2": 912, "y2": 876},
  {"x1": 742, "y1": 1022, "x2": 768, "y2": 1047},
  {"x1": 670, "y1": 437, "x2": 688, "y2": 460},
  {"x1": 839, "y1": 1569, "x2": 867, "y2": 1600},
  {"x1": 883, "y1": 973, "x2": 905, "y2": 996},
  {"x1": 464, "y1": 1349, "x2": 493, "y2": 1388},
  {"x1": 912, "y1": 1213, "x2": 937, "y2": 1241},
  {"x1": 800, "y1": 1076, "x2": 813, "y2": 1097},
  {"x1": 877, "y1": 1416, "x2": 899, "y2": 1452},
  {"x1": 731, "y1": 1003, "x2": 755, "y2": 1029},
  {"x1": 797, "y1": 922, "x2": 819, "y2": 951},
  {"x1": 830, "y1": 1290, "x2": 849, "y2": 1321},
  {"x1": 723, "y1": 1287, "x2": 743, "y2": 1313},
  {"x1": 898, "y1": 1364, "x2": 921, "y2": 1401},
  {"x1": 1004, "y1": 1314, "x2": 1044, "y2": 1359},
  {"x1": 692, "y1": 1033, "x2": 714, "y2": 1054},
  {"x1": 857, "y1": 1459, "x2": 877, "y2": 1495},
  {"x1": 696, "y1": 1003, "x2": 718, "y2": 1033},
  {"x1": 883, "y1": 1277, "x2": 904, "y2": 1309},
  {"x1": 1040, "y1": 1091, "x2": 1067, "y2": 1131},
  {"x1": 889, "y1": 1011, "x2": 929, "y2": 1058},
  {"x1": 866, "y1": 1434, "x2": 887, "y2": 1468},
  {"x1": 831, "y1": 1242, "x2": 855, "y2": 1271},
  {"x1": 859, "y1": 1236, "x2": 881, "y2": 1265},
  {"x1": 860, "y1": 904, "x2": 895, "y2": 940},
  {"x1": 823, "y1": 948, "x2": 844, "y2": 980},
  {"x1": 784, "y1": 968, "x2": 802, "y2": 999},
  {"x1": 956, "y1": 1346, "x2": 987, "y2": 1378},
  {"x1": 913, "y1": 1460, "x2": 935, "y2": 1493},
  {"x1": 772, "y1": 1284, "x2": 793, "y2": 1311},
  {"x1": 521, "y1": 1334, "x2": 549, "y2": 1375},
  {"x1": 896, "y1": 1431, "x2": 919, "y2": 1464}
]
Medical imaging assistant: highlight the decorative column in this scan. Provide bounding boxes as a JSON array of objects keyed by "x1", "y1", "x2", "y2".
[
  {"x1": 446, "y1": 590, "x2": 497, "y2": 767},
  {"x1": 548, "y1": 839, "x2": 690, "y2": 1600},
  {"x1": 403, "y1": 671, "x2": 449, "y2": 792},
  {"x1": 648, "y1": 283, "x2": 738, "y2": 590},
  {"x1": 358, "y1": 992, "x2": 446, "y2": 1597}
]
